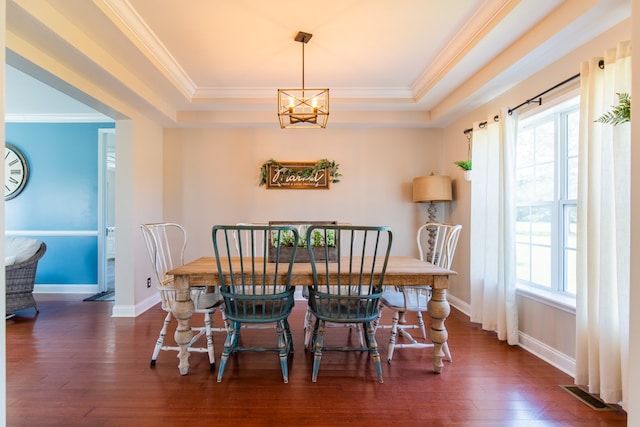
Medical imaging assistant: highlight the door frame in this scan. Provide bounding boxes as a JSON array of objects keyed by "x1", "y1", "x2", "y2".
[{"x1": 98, "y1": 128, "x2": 115, "y2": 293}]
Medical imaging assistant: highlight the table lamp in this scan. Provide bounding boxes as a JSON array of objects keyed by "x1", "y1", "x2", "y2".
[{"x1": 412, "y1": 174, "x2": 452, "y2": 223}]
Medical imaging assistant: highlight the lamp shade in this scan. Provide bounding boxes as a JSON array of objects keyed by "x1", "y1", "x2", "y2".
[{"x1": 412, "y1": 175, "x2": 452, "y2": 202}]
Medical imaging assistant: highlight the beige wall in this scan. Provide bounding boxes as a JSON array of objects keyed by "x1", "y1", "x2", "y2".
[
  {"x1": 162, "y1": 127, "x2": 447, "y2": 263},
  {"x1": 113, "y1": 116, "x2": 165, "y2": 315}
]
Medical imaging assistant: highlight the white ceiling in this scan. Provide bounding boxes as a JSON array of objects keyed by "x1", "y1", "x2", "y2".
[{"x1": 4, "y1": 0, "x2": 631, "y2": 127}]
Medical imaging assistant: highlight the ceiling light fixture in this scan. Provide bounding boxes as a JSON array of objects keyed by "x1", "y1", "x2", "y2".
[{"x1": 278, "y1": 31, "x2": 329, "y2": 129}]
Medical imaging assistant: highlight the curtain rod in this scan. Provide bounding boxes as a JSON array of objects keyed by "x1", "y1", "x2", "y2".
[{"x1": 462, "y1": 60, "x2": 604, "y2": 135}]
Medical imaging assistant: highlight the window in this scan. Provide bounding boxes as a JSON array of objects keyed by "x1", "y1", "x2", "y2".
[{"x1": 515, "y1": 95, "x2": 579, "y2": 295}]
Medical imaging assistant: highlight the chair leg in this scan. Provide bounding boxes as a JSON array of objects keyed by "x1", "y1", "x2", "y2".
[
  {"x1": 356, "y1": 324, "x2": 365, "y2": 348},
  {"x1": 217, "y1": 322, "x2": 240, "y2": 382},
  {"x1": 398, "y1": 311, "x2": 408, "y2": 324},
  {"x1": 387, "y1": 310, "x2": 399, "y2": 363},
  {"x1": 443, "y1": 341, "x2": 452, "y2": 362},
  {"x1": 303, "y1": 308, "x2": 314, "y2": 349},
  {"x1": 204, "y1": 311, "x2": 216, "y2": 371},
  {"x1": 416, "y1": 311, "x2": 427, "y2": 340},
  {"x1": 283, "y1": 318, "x2": 294, "y2": 354},
  {"x1": 311, "y1": 320, "x2": 326, "y2": 383},
  {"x1": 364, "y1": 321, "x2": 383, "y2": 383},
  {"x1": 361, "y1": 324, "x2": 370, "y2": 350},
  {"x1": 219, "y1": 306, "x2": 232, "y2": 333},
  {"x1": 276, "y1": 320, "x2": 290, "y2": 383},
  {"x1": 373, "y1": 302, "x2": 383, "y2": 332},
  {"x1": 150, "y1": 311, "x2": 172, "y2": 367}
]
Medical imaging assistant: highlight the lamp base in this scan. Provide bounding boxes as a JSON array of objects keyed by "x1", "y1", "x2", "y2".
[
  {"x1": 426, "y1": 202, "x2": 437, "y2": 260},
  {"x1": 427, "y1": 201, "x2": 437, "y2": 223}
]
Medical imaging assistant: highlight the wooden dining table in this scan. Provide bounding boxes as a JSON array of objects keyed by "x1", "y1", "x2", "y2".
[{"x1": 167, "y1": 256, "x2": 456, "y2": 376}]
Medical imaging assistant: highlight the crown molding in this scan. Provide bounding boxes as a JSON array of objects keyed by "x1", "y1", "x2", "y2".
[
  {"x1": 412, "y1": 0, "x2": 519, "y2": 101},
  {"x1": 192, "y1": 86, "x2": 414, "y2": 101},
  {"x1": 99, "y1": 0, "x2": 197, "y2": 99},
  {"x1": 5, "y1": 113, "x2": 114, "y2": 123}
]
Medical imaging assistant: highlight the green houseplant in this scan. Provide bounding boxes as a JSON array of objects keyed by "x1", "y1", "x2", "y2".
[
  {"x1": 596, "y1": 92, "x2": 630, "y2": 126},
  {"x1": 454, "y1": 160, "x2": 472, "y2": 181},
  {"x1": 453, "y1": 160, "x2": 472, "y2": 171}
]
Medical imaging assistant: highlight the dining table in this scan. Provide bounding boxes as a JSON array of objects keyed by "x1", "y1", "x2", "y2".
[{"x1": 167, "y1": 256, "x2": 456, "y2": 376}]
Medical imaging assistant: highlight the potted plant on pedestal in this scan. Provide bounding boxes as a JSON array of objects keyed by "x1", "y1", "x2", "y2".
[{"x1": 454, "y1": 160, "x2": 472, "y2": 181}]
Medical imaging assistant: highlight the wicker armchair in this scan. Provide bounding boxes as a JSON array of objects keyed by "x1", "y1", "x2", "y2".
[{"x1": 6, "y1": 240, "x2": 47, "y2": 315}]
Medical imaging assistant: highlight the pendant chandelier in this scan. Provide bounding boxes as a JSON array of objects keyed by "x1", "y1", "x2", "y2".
[{"x1": 277, "y1": 31, "x2": 329, "y2": 129}]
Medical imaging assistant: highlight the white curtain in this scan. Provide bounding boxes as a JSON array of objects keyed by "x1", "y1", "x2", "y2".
[
  {"x1": 469, "y1": 108, "x2": 519, "y2": 344},
  {"x1": 576, "y1": 40, "x2": 630, "y2": 405}
]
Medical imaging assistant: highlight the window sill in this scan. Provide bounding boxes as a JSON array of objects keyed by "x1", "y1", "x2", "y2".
[{"x1": 516, "y1": 285, "x2": 576, "y2": 315}]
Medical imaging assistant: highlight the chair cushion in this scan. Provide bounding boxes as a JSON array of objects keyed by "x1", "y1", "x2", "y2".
[
  {"x1": 196, "y1": 291, "x2": 223, "y2": 310},
  {"x1": 5, "y1": 237, "x2": 42, "y2": 263},
  {"x1": 5, "y1": 256, "x2": 17, "y2": 266},
  {"x1": 381, "y1": 289, "x2": 429, "y2": 311},
  {"x1": 381, "y1": 290, "x2": 405, "y2": 309}
]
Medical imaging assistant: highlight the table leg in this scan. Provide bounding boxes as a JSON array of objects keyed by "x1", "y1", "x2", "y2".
[
  {"x1": 427, "y1": 276, "x2": 450, "y2": 374},
  {"x1": 172, "y1": 276, "x2": 194, "y2": 375}
]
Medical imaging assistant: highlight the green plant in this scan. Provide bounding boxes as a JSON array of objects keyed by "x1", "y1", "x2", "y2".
[
  {"x1": 596, "y1": 92, "x2": 630, "y2": 125},
  {"x1": 259, "y1": 158, "x2": 341, "y2": 186},
  {"x1": 271, "y1": 230, "x2": 296, "y2": 247},
  {"x1": 309, "y1": 229, "x2": 336, "y2": 247},
  {"x1": 271, "y1": 228, "x2": 336, "y2": 248},
  {"x1": 453, "y1": 160, "x2": 472, "y2": 171}
]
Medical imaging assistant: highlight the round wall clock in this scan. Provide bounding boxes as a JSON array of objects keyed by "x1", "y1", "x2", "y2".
[{"x1": 5, "y1": 143, "x2": 29, "y2": 200}]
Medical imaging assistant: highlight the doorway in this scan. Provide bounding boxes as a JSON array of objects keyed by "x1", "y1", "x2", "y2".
[{"x1": 98, "y1": 128, "x2": 116, "y2": 293}]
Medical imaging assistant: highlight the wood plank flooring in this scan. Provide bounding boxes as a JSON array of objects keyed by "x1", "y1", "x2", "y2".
[{"x1": 6, "y1": 294, "x2": 627, "y2": 426}]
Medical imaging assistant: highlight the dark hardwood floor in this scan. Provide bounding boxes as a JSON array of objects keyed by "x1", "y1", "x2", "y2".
[{"x1": 6, "y1": 294, "x2": 627, "y2": 426}]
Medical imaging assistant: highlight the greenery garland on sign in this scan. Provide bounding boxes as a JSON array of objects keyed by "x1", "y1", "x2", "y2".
[{"x1": 259, "y1": 158, "x2": 341, "y2": 186}]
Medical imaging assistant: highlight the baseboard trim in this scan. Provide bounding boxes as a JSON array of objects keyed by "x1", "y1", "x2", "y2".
[
  {"x1": 447, "y1": 294, "x2": 471, "y2": 316},
  {"x1": 518, "y1": 331, "x2": 576, "y2": 377},
  {"x1": 112, "y1": 293, "x2": 160, "y2": 318},
  {"x1": 34, "y1": 284, "x2": 99, "y2": 294},
  {"x1": 445, "y1": 294, "x2": 575, "y2": 378}
]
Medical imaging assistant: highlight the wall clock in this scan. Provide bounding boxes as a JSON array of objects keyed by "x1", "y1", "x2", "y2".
[{"x1": 5, "y1": 143, "x2": 29, "y2": 200}]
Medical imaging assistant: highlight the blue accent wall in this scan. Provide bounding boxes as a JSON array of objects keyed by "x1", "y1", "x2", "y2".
[{"x1": 5, "y1": 122, "x2": 115, "y2": 285}]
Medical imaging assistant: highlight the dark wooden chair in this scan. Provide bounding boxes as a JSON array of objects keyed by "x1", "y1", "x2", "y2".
[
  {"x1": 306, "y1": 225, "x2": 392, "y2": 383},
  {"x1": 212, "y1": 224, "x2": 299, "y2": 383}
]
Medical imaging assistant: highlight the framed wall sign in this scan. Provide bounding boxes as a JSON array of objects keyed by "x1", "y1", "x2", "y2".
[{"x1": 259, "y1": 159, "x2": 341, "y2": 190}]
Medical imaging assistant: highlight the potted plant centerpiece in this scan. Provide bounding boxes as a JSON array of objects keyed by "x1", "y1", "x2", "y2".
[{"x1": 268, "y1": 221, "x2": 339, "y2": 263}]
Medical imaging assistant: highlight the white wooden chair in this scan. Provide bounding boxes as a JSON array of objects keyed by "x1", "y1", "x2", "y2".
[
  {"x1": 141, "y1": 222, "x2": 225, "y2": 370},
  {"x1": 379, "y1": 223, "x2": 461, "y2": 363}
]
